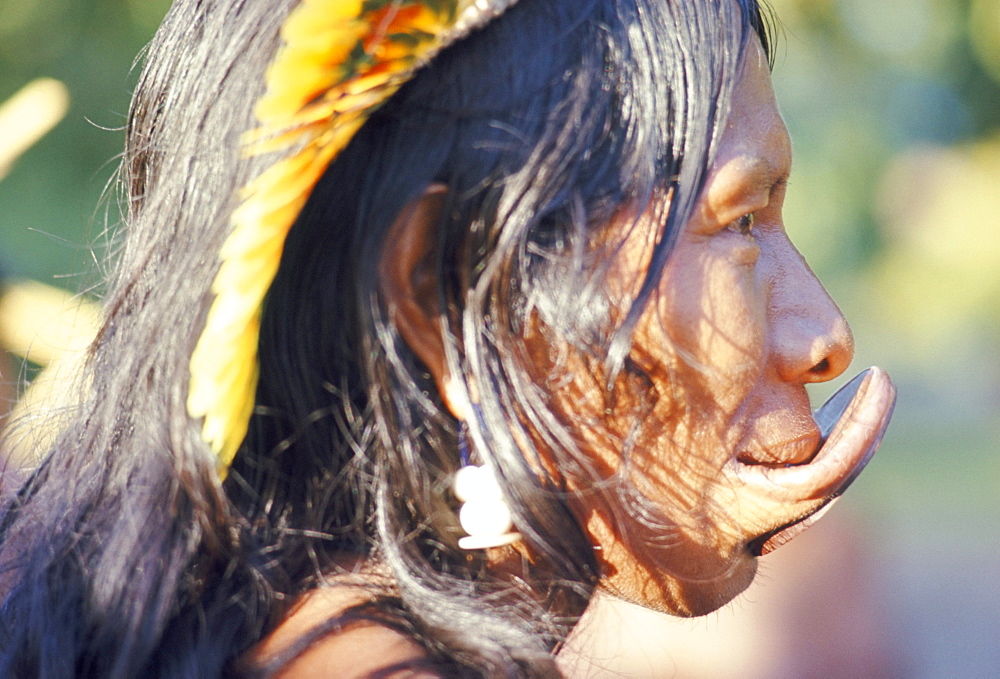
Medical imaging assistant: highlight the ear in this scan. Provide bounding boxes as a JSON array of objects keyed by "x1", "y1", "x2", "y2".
[{"x1": 379, "y1": 184, "x2": 469, "y2": 421}]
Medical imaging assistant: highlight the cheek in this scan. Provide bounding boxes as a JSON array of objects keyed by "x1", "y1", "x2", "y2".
[
  {"x1": 615, "y1": 242, "x2": 769, "y2": 506},
  {"x1": 653, "y1": 242, "x2": 767, "y2": 402}
]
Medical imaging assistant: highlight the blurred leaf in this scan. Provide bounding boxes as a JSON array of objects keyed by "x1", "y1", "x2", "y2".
[{"x1": 969, "y1": 0, "x2": 1000, "y2": 83}]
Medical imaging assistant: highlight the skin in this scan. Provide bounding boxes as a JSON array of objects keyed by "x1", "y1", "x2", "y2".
[{"x1": 251, "y1": 586, "x2": 441, "y2": 678}]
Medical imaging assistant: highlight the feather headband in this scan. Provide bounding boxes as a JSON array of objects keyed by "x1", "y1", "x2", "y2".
[{"x1": 187, "y1": 0, "x2": 521, "y2": 474}]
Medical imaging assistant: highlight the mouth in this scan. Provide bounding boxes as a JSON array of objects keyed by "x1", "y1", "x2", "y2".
[{"x1": 745, "y1": 367, "x2": 897, "y2": 557}]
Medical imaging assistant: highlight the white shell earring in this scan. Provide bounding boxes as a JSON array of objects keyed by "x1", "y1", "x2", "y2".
[{"x1": 454, "y1": 421, "x2": 521, "y2": 550}]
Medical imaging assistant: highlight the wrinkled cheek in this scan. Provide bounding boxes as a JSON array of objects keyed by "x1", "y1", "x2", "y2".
[
  {"x1": 619, "y1": 403, "x2": 727, "y2": 524},
  {"x1": 615, "y1": 363, "x2": 751, "y2": 540},
  {"x1": 621, "y1": 350, "x2": 735, "y2": 507}
]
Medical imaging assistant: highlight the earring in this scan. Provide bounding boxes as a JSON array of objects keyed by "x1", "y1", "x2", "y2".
[{"x1": 454, "y1": 424, "x2": 521, "y2": 550}]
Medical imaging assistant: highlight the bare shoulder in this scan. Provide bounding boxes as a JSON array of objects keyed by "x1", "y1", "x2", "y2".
[{"x1": 250, "y1": 584, "x2": 443, "y2": 679}]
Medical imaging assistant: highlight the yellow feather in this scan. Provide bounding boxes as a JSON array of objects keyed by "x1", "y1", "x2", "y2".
[{"x1": 190, "y1": 0, "x2": 520, "y2": 477}]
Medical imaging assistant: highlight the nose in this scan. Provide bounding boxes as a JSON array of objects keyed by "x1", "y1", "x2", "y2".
[{"x1": 767, "y1": 236, "x2": 854, "y2": 384}]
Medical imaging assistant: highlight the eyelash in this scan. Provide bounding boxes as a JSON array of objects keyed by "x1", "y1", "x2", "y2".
[{"x1": 727, "y1": 213, "x2": 755, "y2": 236}]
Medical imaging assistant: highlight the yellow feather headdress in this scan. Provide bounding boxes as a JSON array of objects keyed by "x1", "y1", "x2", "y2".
[{"x1": 187, "y1": 0, "x2": 521, "y2": 474}]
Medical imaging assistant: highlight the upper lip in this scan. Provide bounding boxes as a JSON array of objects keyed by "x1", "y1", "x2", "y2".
[
  {"x1": 732, "y1": 386, "x2": 826, "y2": 468},
  {"x1": 736, "y1": 428, "x2": 822, "y2": 468}
]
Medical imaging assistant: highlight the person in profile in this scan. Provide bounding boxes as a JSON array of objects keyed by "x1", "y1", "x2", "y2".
[{"x1": 0, "y1": 1, "x2": 895, "y2": 676}]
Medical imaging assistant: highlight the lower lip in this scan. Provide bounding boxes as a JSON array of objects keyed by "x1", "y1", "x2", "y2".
[
  {"x1": 747, "y1": 499, "x2": 839, "y2": 557},
  {"x1": 745, "y1": 368, "x2": 895, "y2": 557}
]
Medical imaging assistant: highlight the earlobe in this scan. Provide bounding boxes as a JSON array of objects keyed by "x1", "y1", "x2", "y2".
[{"x1": 378, "y1": 184, "x2": 469, "y2": 421}]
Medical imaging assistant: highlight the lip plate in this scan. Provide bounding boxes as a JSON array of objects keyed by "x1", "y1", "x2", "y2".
[
  {"x1": 746, "y1": 367, "x2": 896, "y2": 556},
  {"x1": 817, "y1": 367, "x2": 896, "y2": 499}
]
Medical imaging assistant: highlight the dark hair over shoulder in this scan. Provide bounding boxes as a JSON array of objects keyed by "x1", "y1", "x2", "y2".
[{"x1": 0, "y1": 1, "x2": 772, "y2": 677}]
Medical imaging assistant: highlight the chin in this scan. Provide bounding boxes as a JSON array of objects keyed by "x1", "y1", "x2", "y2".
[
  {"x1": 669, "y1": 554, "x2": 759, "y2": 617},
  {"x1": 601, "y1": 549, "x2": 759, "y2": 619}
]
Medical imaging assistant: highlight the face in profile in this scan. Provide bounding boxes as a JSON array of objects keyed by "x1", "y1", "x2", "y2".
[{"x1": 551, "y1": 39, "x2": 895, "y2": 617}]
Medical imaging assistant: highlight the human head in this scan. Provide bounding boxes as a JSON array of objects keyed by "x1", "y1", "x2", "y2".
[{"x1": 236, "y1": 0, "x2": 783, "y2": 612}]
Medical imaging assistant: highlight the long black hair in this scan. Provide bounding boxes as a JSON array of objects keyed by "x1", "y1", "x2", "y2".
[{"x1": 0, "y1": 0, "x2": 772, "y2": 676}]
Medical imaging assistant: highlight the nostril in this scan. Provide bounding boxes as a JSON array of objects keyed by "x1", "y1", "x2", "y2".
[{"x1": 809, "y1": 358, "x2": 830, "y2": 376}]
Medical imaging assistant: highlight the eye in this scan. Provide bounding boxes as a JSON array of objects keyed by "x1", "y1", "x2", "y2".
[{"x1": 726, "y1": 212, "x2": 755, "y2": 236}]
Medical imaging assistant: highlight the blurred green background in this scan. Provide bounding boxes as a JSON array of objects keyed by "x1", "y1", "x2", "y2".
[
  {"x1": 1, "y1": 0, "x2": 998, "y2": 676},
  {"x1": 766, "y1": 1, "x2": 1000, "y2": 675},
  {"x1": 0, "y1": 0, "x2": 167, "y2": 284}
]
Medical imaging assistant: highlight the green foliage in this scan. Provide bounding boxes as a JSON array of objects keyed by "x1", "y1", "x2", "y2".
[{"x1": 0, "y1": 0, "x2": 171, "y2": 283}]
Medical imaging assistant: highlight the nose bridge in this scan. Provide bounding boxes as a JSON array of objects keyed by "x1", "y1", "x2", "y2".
[{"x1": 767, "y1": 234, "x2": 854, "y2": 383}]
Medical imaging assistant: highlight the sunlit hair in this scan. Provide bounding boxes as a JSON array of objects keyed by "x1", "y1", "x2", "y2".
[{"x1": 0, "y1": 0, "x2": 772, "y2": 676}]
